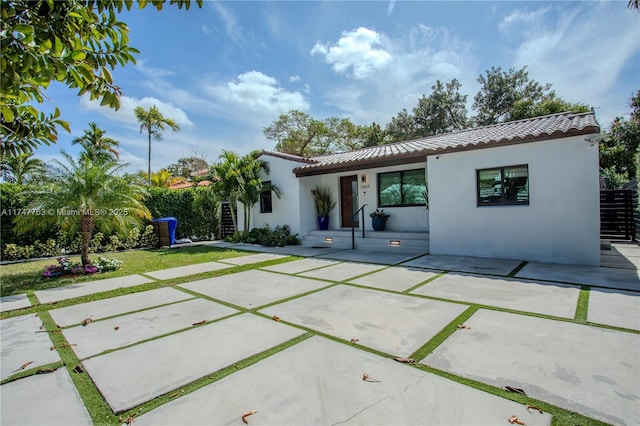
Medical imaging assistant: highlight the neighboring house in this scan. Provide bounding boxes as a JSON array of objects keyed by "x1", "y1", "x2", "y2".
[{"x1": 238, "y1": 112, "x2": 601, "y2": 266}]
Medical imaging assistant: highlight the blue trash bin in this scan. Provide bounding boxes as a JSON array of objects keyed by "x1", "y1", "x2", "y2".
[{"x1": 152, "y1": 217, "x2": 178, "y2": 246}]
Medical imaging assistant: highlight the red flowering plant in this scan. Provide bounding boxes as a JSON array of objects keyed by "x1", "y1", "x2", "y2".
[{"x1": 42, "y1": 257, "x2": 99, "y2": 278}]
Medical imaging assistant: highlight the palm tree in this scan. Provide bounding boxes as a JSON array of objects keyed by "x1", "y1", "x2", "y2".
[
  {"x1": 237, "y1": 151, "x2": 280, "y2": 231},
  {"x1": 138, "y1": 169, "x2": 177, "y2": 187},
  {"x1": 209, "y1": 150, "x2": 242, "y2": 232},
  {"x1": 0, "y1": 152, "x2": 46, "y2": 185},
  {"x1": 71, "y1": 122, "x2": 120, "y2": 162},
  {"x1": 14, "y1": 153, "x2": 151, "y2": 266},
  {"x1": 134, "y1": 106, "x2": 180, "y2": 186}
]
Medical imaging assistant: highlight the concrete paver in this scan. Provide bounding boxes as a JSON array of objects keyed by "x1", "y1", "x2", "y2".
[
  {"x1": 400, "y1": 254, "x2": 522, "y2": 276},
  {"x1": 226, "y1": 243, "x2": 340, "y2": 257},
  {"x1": 63, "y1": 298, "x2": 238, "y2": 359},
  {"x1": 601, "y1": 253, "x2": 640, "y2": 269},
  {"x1": 34, "y1": 275, "x2": 154, "y2": 304},
  {"x1": 299, "y1": 261, "x2": 386, "y2": 281},
  {"x1": 180, "y1": 270, "x2": 330, "y2": 309},
  {"x1": 145, "y1": 261, "x2": 233, "y2": 280},
  {"x1": 588, "y1": 288, "x2": 640, "y2": 330},
  {"x1": 411, "y1": 273, "x2": 581, "y2": 318},
  {"x1": 349, "y1": 266, "x2": 442, "y2": 292},
  {"x1": 218, "y1": 252, "x2": 287, "y2": 266},
  {"x1": 261, "y1": 285, "x2": 468, "y2": 356},
  {"x1": 317, "y1": 248, "x2": 427, "y2": 265},
  {"x1": 49, "y1": 288, "x2": 193, "y2": 327},
  {"x1": 0, "y1": 294, "x2": 31, "y2": 312},
  {"x1": 423, "y1": 309, "x2": 640, "y2": 426},
  {"x1": 261, "y1": 258, "x2": 339, "y2": 274},
  {"x1": 82, "y1": 314, "x2": 304, "y2": 413},
  {"x1": 516, "y1": 262, "x2": 640, "y2": 291},
  {"x1": 0, "y1": 369, "x2": 92, "y2": 425},
  {"x1": 137, "y1": 336, "x2": 551, "y2": 426},
  {"x1": 1, "y1": 314, "x2": 60, "y2": 380}
]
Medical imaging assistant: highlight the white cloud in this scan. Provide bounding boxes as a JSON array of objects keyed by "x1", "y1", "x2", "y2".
[
  {"x1": 289, "y1": 75, "x2": 301, "y2": 82},
  {"x1": 311, "y1": 27, "x2": 392, "y2": 79},
  {"x1": 500, "y1": 3, "x2": 640, "y2": 126},
  {"x1": 315, "y1": 24, "x2": 475, "y2": 125},
  {"x1": 204, "y1": 71, "x2": 309, "y2": 114},
  {"x1": 80, "y1": 96, "x2": 194, "y2": 129}
]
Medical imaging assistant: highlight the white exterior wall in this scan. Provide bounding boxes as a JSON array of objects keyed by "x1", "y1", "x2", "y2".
[
  {"x1": 238, "y1": 155, "x2": 304, "y2": 234},
  {"x1": 298, "y1": 163, "x2": 429, "y2": 234},
  {"x1": 427, "y1": 135, "x2": 600, "y2": 266}
]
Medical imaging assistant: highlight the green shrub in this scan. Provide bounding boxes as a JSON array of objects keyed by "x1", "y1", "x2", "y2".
[{"x1": 226, "y1": 224, "x2": 300, "y2": 247}]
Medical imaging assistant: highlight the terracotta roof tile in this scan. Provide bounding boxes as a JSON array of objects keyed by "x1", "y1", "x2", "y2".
[{"x1": 293, "y1": 112, "x2": 599, "y2": 176}]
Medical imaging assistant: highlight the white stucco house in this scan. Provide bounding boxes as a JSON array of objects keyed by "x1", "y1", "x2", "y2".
[{"x1": 237, "y1": 111, "x2": 601, "y2": 266}]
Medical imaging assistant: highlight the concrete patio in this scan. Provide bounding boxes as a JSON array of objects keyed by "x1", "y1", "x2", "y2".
[{"x1": 1, "y1": 241, "x2": 638, "y2": 425}]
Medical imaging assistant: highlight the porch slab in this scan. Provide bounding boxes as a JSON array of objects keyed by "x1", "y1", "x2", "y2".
[
  {"x1": 261, "y1": 258, "x2": 340, "y2": 274},
  {"x1": 0, "y1": 368, "x2": 92, "y2": 425},
  {"x1": 82, "y1": 314, "x2": 304, "y2": 413},
  {"x1": 588, "y1": 288, "x2": 640, "y2": 330},
  {"x1": 34, "y1": 274, "x2": 154, "y2": 304},
  {"x1": 179, "y1": 270, "x2": 330, "y2": 309},
  {"x1": 260, "y1": 285, "x2": 468, "y2": 356},
  {"x1": 317, "y1": 248, "x2": 424, "y2": 265},
  {"x1": 1, "y1": 314, "x2": 60, "y2": 380},
  {"x1": 600, "y1": 253, "x2": 640, "y2": 270},
  {"x1": 299, "y1": 261, "x2": 386, "y2": 282},
  {"x1": 136, "y1": 336, "x2": 551, "y2": 426},
  {"x1": 145, "y1": 261, "x2": 233, "y2": 280},
  {"x1": 349, "y1": 266, "x2": 442, "y2": 292},
  {"x1": 400, "y1": 254, "x2": 521, "y2": 276},
  {"x1": 515, "y1": 262, "x2": 640, "y2": 291},
  {"x1": 217, "y1": 252, "x2": 287, "y2": 266},
  {"x1": 62, "y1": 298, "x2": 238, "y2": 359},
  {"x1": 411, "y1": 273, "x2": 581, "y2": 318},
  {"x1": 49, "y1": 287, "x2": 193, "y2": 327},
  {"x1": 423, "y1": 309, "x2": 640, "y2": 426},
  {"x1": 0, "y1": 294, "x2": 31, "y2": 312},
  {"x1": 226, "y1": 243, "x2": 340, "y2": 257}
]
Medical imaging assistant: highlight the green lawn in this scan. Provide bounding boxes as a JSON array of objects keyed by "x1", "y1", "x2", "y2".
[{"x1": 0, "y1": 245, "x2": 248, "y2": 297}]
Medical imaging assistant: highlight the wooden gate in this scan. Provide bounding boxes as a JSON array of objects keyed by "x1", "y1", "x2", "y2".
[{"x1": 600, "y1": 190, "x2": 634, "y2": 240}]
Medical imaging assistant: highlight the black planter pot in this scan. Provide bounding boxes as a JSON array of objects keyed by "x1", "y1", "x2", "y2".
[
  {"x1": 318, "y1": 216, "x2": 329, "y2": 230},
  {"x1": 371, "y1": 216, "x2": 387, "y2": 231}
]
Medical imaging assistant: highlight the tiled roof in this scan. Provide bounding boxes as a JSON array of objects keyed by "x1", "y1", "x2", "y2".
[
  {"x1": 293, "y1": 112, "x2": 600, "y2": 176},
  {"x1": 258, "y1": 150, "x2": 316, "y2": 163}
]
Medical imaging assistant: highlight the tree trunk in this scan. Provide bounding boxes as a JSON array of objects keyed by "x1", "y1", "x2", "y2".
[
  {"x1": 147, "y1": 128, "x2": 152, "y2": 186},
  {"x1": 80, "y1": 213, "x2": 95, "y2": 266}
]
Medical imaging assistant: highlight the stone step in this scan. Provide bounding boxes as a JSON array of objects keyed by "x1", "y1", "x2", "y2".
[{"x1": 302, "y1": 230, "x2": 429, "y2": 251}]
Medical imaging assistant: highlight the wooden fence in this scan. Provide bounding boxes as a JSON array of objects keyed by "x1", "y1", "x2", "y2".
[{"x1": 600, "y1": 189, "x2": 636, "y2": 241}]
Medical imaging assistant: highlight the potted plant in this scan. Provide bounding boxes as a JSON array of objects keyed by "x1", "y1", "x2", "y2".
[
  {"x1": 369, "y1": 209, "x2": 390, "y2": 231},
  {"x1": 312, "y1": 186, "x2": 336, "y2": 230}
]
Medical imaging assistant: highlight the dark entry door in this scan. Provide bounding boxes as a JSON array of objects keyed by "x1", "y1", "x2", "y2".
[{"x1": 340, "y1": 175, "x2": 359, "y2": 228}]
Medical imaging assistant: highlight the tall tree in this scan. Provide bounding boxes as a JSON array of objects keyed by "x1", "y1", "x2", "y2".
[
  {"x1": 472, "y1": 66, "x2": 551, "y2": 125},
  {"x1": 385, "y1": 109, "x2": 417, "y2": 143},
  {"x1": 14, "y1": 153, "x2": 150, "y2": 265},
  {"x1": 72, "y1": 122, "x2": 120, "y2": 163},
  {"x1": 1, "y1": 0, "x2": 201, "y2": 157},
  {"x1": 0, "y1": 152, "x2": 46, "y2": 185},
  {"x1": 509, "y1": 95, "x2": 590, "y2": 121},
  {"x1": 413, "y1": 79, "x2": 469, "y2": 136},
  {"x1": 134, "y1": 105, "x2": 180, "y2": 186},
  {"x1": 599, "y1": 91, "x2": 640, "y2": 188},
  {"x1": 166, "y1": 156, "x2": 209, "y2": 179},
  {"x1": 362, "y1": 122, "x2": 385, "y2": 147}
]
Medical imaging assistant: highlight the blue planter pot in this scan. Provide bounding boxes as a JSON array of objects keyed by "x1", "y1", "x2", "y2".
[
  {"x1": 318, "y1": 216, "x2": 330, "y2": 230},
  {"x1": 371, "y1": 216, "x2": 387, "y2": 231}
]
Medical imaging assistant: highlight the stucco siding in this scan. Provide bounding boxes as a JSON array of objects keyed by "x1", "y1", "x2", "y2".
[{"x1": 427, "y1": 135, "x2": 600, "y2": 266}]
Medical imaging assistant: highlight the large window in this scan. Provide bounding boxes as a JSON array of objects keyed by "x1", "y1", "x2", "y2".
[
  {"x1": 378, "y1": 169, "x2": 427, "y2": 207},
  {"x1": 477, "y1": 165, "x2": 529, "y2": 206},
  {"x1": 260, "y1": 181, "x2": 273, "y2": 213}
]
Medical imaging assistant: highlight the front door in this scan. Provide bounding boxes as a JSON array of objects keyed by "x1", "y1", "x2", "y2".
[{"x1": 340, "y1": 175, "x2": 359, "y2": 228}]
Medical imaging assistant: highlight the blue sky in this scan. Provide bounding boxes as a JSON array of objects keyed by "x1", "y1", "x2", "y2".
[{"x1": 37, "y1": 1, "x2": 639, "y2": 173}]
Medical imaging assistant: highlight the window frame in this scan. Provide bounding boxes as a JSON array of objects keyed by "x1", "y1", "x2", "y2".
[
  {"x1": 259, "y1": 181, "x2": 273, "y2": 213},
  {"x1": 377, "y1": 168, "x2": 427, "y2": 208},
  {"x1": 476, "y1": 164, "x2": 529, "y2": 207}
]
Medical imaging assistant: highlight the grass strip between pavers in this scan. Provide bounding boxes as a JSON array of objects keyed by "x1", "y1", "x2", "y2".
[{"x1": 574, "y1": 286, "x2": 590, "y2": 323}]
